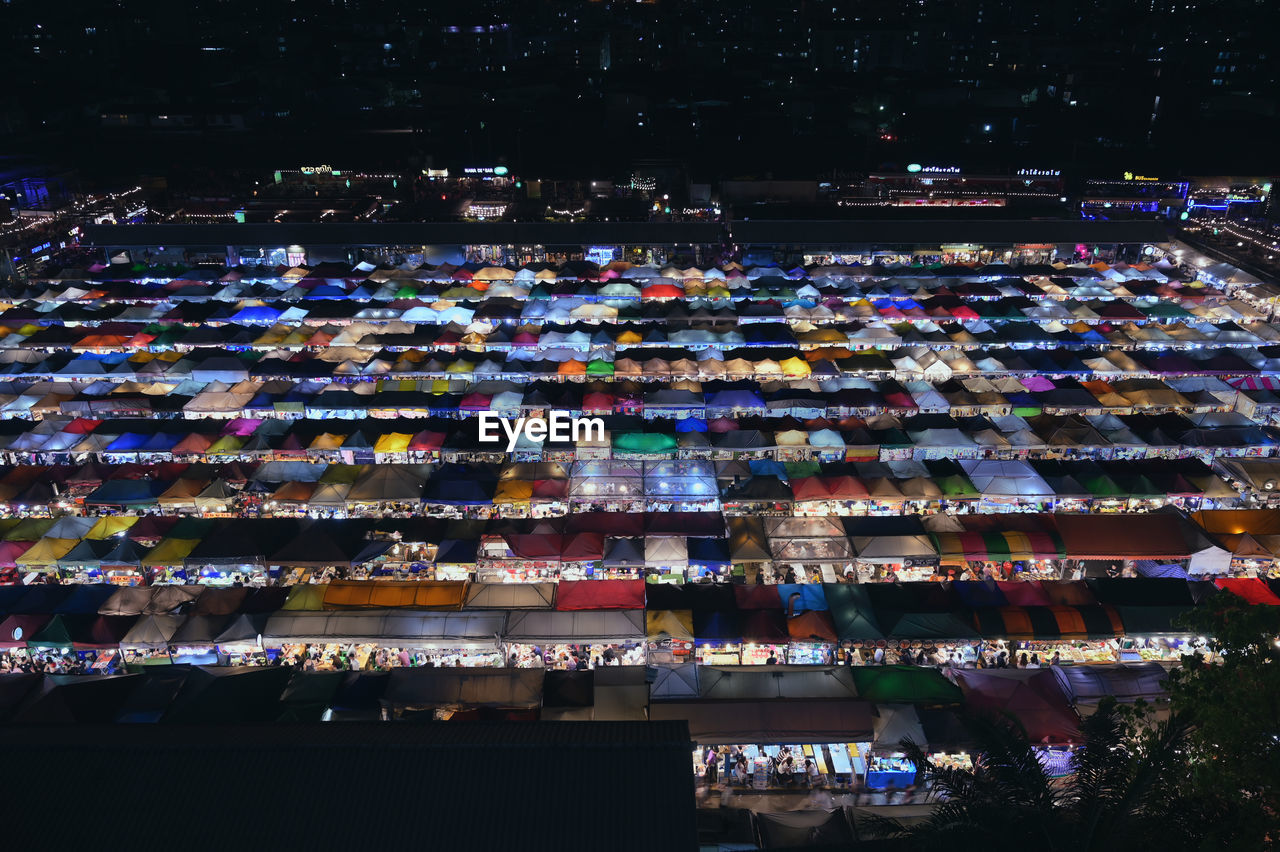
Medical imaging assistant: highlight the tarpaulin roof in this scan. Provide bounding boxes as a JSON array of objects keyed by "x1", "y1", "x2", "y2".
[
  {"x1": 1054, "y1": 513, "x2": 1195, "y2": 559},
  {"x1": 464, "y1": 583, "x2": 556, "y2": 609},
  {"x1": 949, "y1": 668, "x2": 1080, "y2": 743},
  {"x1": 1050, "y1": 662, "x2": 1169, "y2": 707},
  {"x1": 383, "y1": 668, "x2": 543, "y2": 709},
  {"x1": 694, "y1": 666, "x2": 858, "y2": 700},
  {"x1": 502, "y1": 610, "x2": 644, "y2": 644},
  {"x1": 262, "y1": 611, "x2": 505, "y2": 648}
]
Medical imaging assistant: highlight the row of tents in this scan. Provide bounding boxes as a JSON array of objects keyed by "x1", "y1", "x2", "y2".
[
  {"x1": 0, "y1": 660, "x2": 1172, "y2": 746},
  {"x1": 0, "y1": 508, "x2": 1275, "y2": 573},
  {"x1": 7, "y1": 340, "x2": 1280, "y2": 383},
  {"x1": 0, "y1": 407, "x2": 1273, "y2": 464},
  {"x1": 1, "y1": 576, "x2": 1276, "y2": 650},
  {"x1": 7, "y1": 313, "x2": 1276, "y2": 351},
  {"x1": 0, "y1": 455, "x2": 1245, "y2": 515}
]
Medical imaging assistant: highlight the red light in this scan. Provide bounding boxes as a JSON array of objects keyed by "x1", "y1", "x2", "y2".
[{"x1": 441, "y1": 194, "x2": 446, "y2": 200}]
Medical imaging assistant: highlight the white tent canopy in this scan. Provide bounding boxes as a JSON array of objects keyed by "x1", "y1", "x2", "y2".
[
  {"x1": 261, "y1": 611, "x2": 504, "y2": 648},
  {"x1": 871, "y1": 703, "x2": 928, "y2": 751}
]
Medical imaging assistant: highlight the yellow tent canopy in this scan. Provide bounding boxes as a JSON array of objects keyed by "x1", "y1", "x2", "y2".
[
  {"x1": 16, "y1": 537, "x2": 79, "y2": 566},
  {"x1": 85, "y1": 516, "x2": 139, "y2": 540},
  {"x1": 374, "y1": 433, "x2": 413, "y2": 454},
  {"x1": 321, "y1": 580, "x2": 468, "y2": 611},
  {"x1": 646, "y1": 610, "x2": 694, "y2": 642},
  {"x1": 493, "y1": 480, "x2": 536, "y2": 504},
  {"x1": 140, "y1": 538, "x2": 200, "y2": 568}
]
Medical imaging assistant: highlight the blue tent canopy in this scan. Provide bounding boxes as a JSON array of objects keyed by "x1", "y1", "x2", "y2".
[
  {"x1": 85, "y1": 479, "x2": 168, "y2": 506},
  {"x1": 105, "y1": 433, "x2": 150, "y2": 452}
]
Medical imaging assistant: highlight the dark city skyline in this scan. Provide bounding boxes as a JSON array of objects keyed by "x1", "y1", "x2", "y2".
[
  {"x1": 0, "y1": 3, "x2": 1277, "y2": 850},
  {"x1": 0, "y1": 0, "x2": 1276, "y2": 181}
]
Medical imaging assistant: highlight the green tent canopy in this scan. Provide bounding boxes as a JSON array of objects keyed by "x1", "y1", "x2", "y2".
[
  {"x1": 611, "y1": 432, "x2": 677, "y2": 454},
  {"x1": 823, "y1": 584, "x2": 884, "y2": 640},
  {"x1": 850, "y1": 665, "x2": 963, "y2": 704},
  {"x1": 884, "y1": 611, "x2": 981, "y2": 640}
]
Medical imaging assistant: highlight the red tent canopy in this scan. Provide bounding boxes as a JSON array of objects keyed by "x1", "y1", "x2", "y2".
[
  {"x1": 997, "y1": 580, "x2": 1053, "y2": 607},
  {"x1": 734, "y1": 585, "x2": 782, "y2": 610},
  {"x1": 0, "y1": 541, "x2": 34, "y2": 568},
  {"x1": 741, "y1": 609, "x2": 789, "y2": 642},
  {"x1": 1215, "y1": 578, "x2": 1280, "y2": 605},
  {"x1": 641, "y1": 283, "x2": 683, "y2": 299},
  {"x1": 555, "y1": 580, "x2": 646, "y2": 610},
  {"x1": 824, "y1": 475, "x2": 870, "y2": 500},
  {"x1": 0, "y1": 614, "x2": 49, "y2": 649},
  {"x1": 503, "y1": 534, "x2": 563, "y2": 560},
  {"x1": 560, "y1": 533, "x2": 605, "y2": 562},
  {"x1": 408, "y1": 431, "x2": 447, "y2": 451},
  {"x1": 789, "y1": 477, "x2": 829, "y2": 502}
]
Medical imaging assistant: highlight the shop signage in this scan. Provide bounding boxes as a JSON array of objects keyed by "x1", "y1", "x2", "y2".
[
  {"x1": 464, "y1": 166, "x2": 509, "y2": 176},
  {"x1": 1123, "y1": 172, "x2": 1159, "y2": 181},
  {"x1": 1017, "y1": 169, "x2": 1061, "y2": 176},
  {"x1": 300, "y1": 165, "x2": 332, "y2": 175},
  {"x1": 478, "y1": 412, "x2": 605, "y2": 452}
]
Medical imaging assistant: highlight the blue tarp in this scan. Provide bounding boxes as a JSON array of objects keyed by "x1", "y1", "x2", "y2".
[
  {"x1": 104, "y1": 433, "x2": 150, "y2": 452},
  {"x1": 1134, "y1": 560, "x2": 1190, "y2": 579},
  {"x1": 85, "y1": 479, "x2": 167, "y2": 506},
  {"x1": 776, "y1": 584, "x2": 829, "y2": 612}
]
